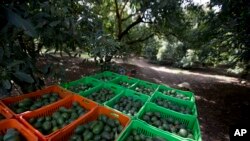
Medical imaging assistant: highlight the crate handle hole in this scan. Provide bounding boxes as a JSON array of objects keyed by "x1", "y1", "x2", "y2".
[
  {"x1": 83, "y1": 100, "x2": 90, "y2": 104},
  {"x1": 110, "y1": 112, "x2": 119, "y2": 118}
]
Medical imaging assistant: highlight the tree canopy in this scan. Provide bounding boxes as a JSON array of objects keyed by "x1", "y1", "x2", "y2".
[{"x1": 0, "y1": 0, "x2": 249, "y2": 94}]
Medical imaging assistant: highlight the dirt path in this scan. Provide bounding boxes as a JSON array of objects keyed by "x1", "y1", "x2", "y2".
[
  {"x1": 37, "y1": 56, "x2": 250, "y2": 141},
  {"x1": 115, "y1": 57, "x2": 250, "y2": 141}
]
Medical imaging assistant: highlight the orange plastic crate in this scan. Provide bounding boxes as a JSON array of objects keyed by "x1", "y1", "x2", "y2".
[
  {"x1": 19, "y1": 94, "x2": 98, "y2": 141},
  {"x1": 0, "y1": 119, "x2": 38, "y2": 141},
  {"x1": 0, "y1": 104, "x2": 13, "y2": 120},
  {"x1": 0, "y1": 85, "x2": 72, "y2": 116},
  {"x1": 49, "y1": 106, "x2": 131, "y2": 141}
]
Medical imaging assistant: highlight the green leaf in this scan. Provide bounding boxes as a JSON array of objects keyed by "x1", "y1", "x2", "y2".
[
  {"x1": 41, "y1": 64, "x2": 51, "y2": 74},
  {"x1": 13, "y1": 72, "x2": 34, "y2": 83},
  {"x1": 2, "y1": 80, "x2": 11, "y2": 90},
  {"x1": 5, "y1": 8, "x2": 37, "y2": 37},
  {"x1": 49, "y1": 21, "x2": 61, "y2": 27},
  {"x1": 7, "y1": 61, "x2": 25, "y2": 69}
]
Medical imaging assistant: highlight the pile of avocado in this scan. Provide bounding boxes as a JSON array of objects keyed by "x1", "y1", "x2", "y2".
[
  {"x1": 10, "y1": 93, "x2": 60, "y2": 114},
  {"x1": 117, "y1": 81, "x2": 131, "y2": 88},
  {"x1": 112, "y1": 96, "x2": 143, "y2": 116},
  {"x1": 159, "y1": 89, "x2": 190, "y2": 101},
  {"x1": 125, "y1": 129, "x2": 167, "y2": 141},
  {"x1": 134, "y1": 85, "x2": 154, "y2": 95},
  {"x1": 28, "y1": 102, "x2": 88, "y2": 135},
  {"x1": 69, "y1": 115, "x2": 123, "y2": 141},
  {"x1": 0, "y1": 128, "x2": 25, "y2": 141},
  {"x1": 153, "y1": 98, "x2": 192, "y2": 115},
  {"x1": 97, "y1": 76, "x2": 114, "y2": 81},
  {"x1": 68, "y1": 83, "x2": 93, "y2": 93},
  {"x1": 141, "y1": 111, "x2": 194, "y2": 139},
  {"x1": 86, "y1": 88, "x2": 115, "y2": 103}
]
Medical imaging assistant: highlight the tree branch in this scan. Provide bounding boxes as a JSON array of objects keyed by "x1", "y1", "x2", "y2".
[
  {"x1": 120, "y1": 0, "x2": 129, "y2": 15},
  {"x1": 127, "y1": 34, "x2": 154, "y2": 44},
  {"x1": 114, "y1": 0, "x2": 122, "y2": 36},
  {"x1": 118, "y1": 16, "x2": 143, "y2": 40}
]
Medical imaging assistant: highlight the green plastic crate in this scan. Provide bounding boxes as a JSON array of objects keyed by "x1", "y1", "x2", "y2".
[
  {"x1": 89, "y1": 71, "x2": 121, "y2": 82},
  {"x1": 110, "y1": 75, "x2": 139, "y2": 88},
  {"x1": 158, "y1": 85, "x2": 195, "y2": 102},
  {"x1": 105, "y1": 89, "x2": 150, "y2": 118},
  {"x1": 117, "y1": 120, "x2": 183, "y2": 141},
  {"x1": 61, "y1": 77, "x2": 102, "y2": 95},
  {"x1": 137, "y1": 102, "x2": 201, "y2": 141},
  {"x1": 81, "y1": 83, "x2": 124, "y2": 104},
  {"x1": 150, "y1": 92, "x2": 198, "y2": 116},
  {"x1": 130, "y1": 80, "x2": 159, "y2": 96}
]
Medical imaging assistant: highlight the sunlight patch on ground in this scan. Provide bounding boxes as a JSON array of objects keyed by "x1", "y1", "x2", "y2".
[
  {"x1": 196, "y1": 95, "x2": 216, "y2": 104},
  {"x1": 149, "y1": 66, "x2": 239, "y2": 83},
  {"x1": 152, "y1": 78, "x2": 163, "y2": 84}
]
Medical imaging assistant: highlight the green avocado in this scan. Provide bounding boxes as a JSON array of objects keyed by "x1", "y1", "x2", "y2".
[
  {"x1": 42, "y1": 121, "x2": 52, "y2": 131},
  {"x1": 74, "y1": 125, "x2": 85, "y2": 135},
  {"x1": 57, "y1": 117, "x2": 65, "y2": 125},
  {"x1": 92, "y1": 122, "x2": 104, "y2": 134}
]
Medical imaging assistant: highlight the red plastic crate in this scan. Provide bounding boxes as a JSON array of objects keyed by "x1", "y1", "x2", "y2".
[
  {"x1": 0, "y1": 119, "x2": 38, "y2": 141},
  {"x1": 0, "y1": 104, "x2": 13, "y2": 120},
  {"x1": 19, "y1": 95, "x2": 98, "y2": 141},
  {"x1": 49, "y1": 106, "x2": 131, "y2": 141},
  {"x1": 0, "y1": 85, "x2": 72, "y2": 117}
]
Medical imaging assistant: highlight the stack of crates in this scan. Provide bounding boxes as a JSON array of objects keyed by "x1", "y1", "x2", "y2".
[
  {"x1": 0, "y1": 71, "x2": 201, "y2": 140},
  {"x1": 61, "y1": 71, "x2": 201, "y2": 141}
]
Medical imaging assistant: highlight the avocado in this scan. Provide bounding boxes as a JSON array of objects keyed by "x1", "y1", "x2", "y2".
[
  {"x1": 99, "y1": 115, "x2": 108, "y2": 122},
  {"x1": 72, "y1": 101, "x2": 78, "y2": 107},
  {"x1": 86, "y1": 88, "x2": 115, "y2": 104},
  {"x1": 15, "y1": 108, "x2": 25, "y2": 114},
  {"x1": 70, "y1": 135, "x2": 82, "y2": 141},
  {"x1": 57, "y1": 117, "x2": 65, "y2": 125},
  {"x1": 34, "y1": 121, "x2": 42, "y2": 128},
  {"x1": 93, "y1": 135, "x2": 101, "y2": 141},
  {"x1": 37, "y1": 117, "x2": 45, "y2": 123},
  {"x1": 3, "y1": 128, "x2": 22, "y2": 141},
  {"x1": 45, "y1": 116, "x2": 51, "y2": 121},
  {"x1": 83, "y1": 130, "x2": 93, "y2": 141},
  {"x1": 134, "y1": 135, "x2": 140, "y2": 141},
  {"x1": 187, "y1": 133, "x2": 194, "y2": 139},
  {"x1": 52, "y1": 111, "x2": 60, "y2": 119},
  {"x1": 52, "y1": 126, "x2": 59, "y2": 132},
  {"x1": 71, "y1": 113, "x2": 78, "y2": 119},
  {"x1": 101, "y1": 131, "x2": 111, "y2": 140},
  {"x1": 42, "y1": 121, "x2": 52, "y2": 131},
  {"x1": 92, "y1": 122, "x2": 104, "y2": 134},
  {"x1": 59, "y1": 107, "x2": 68, "y2": 113},
  {"x1": 74, "y1": 125, "x2": 85, "y2": 134},
  {"x1": 152, "y1": 137, "x2": 167, "y2": 141},
  {"x1": 49, "y1": 97, "x2": 57, "y2": 103},
  {"x1": 62, "y1": 113, "x2": 70, "y2": 119},
  {"x1": 68, "y1": 114, "x2": 124, "y2": 140},
  {"x1": 103, "y1": 125, "x2": 111, "y2": 132},
  {"x1": 178, "y1": 128, "x2": 188, "y2": 137},
  {"x1": 29, "y1": 118, "x2": 35, "y2": 124}
]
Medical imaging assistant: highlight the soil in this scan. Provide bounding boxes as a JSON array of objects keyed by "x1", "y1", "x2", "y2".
[{"x1": 14, "y1": 55, "x2": 250, "y2": 141}]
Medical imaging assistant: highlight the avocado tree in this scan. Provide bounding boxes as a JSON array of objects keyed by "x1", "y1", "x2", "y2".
[
  {"x1": 88, "y1": 0, "x2": 188, "y2": 62},
  {"x1": 208, "y1": 0, "x2": 250, "y2": 76},
  {"x1": 0, "y1": 0, "x2": 99, "y2": 95},
  {"x1": 180, "y1": 0, "x2": 250, "y2": 74}
]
